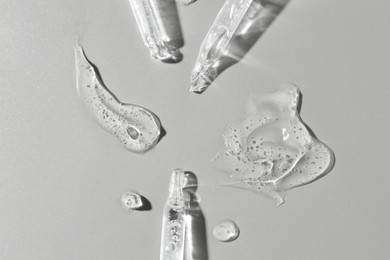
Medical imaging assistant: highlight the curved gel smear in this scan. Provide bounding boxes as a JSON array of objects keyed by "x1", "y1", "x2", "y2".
[
  {"x1": 212, "y1": 83, "x2": 335, "y2": 206},
  {"x1": 74, "y1": 43, "x2": 162, "y2": 153}
]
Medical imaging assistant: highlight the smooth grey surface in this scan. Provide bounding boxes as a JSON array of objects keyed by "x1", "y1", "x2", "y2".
[{"x1": 1, "y1": 0, "x2": 389, "y2": 259}]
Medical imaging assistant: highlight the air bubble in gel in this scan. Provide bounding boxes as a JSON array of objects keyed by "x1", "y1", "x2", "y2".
[
  {"x1": 212, "y1": 83, "x2": 335, "y2": 206},
  {"x1": 74, "y1": 42, "x2": 162, "y2": 153}
]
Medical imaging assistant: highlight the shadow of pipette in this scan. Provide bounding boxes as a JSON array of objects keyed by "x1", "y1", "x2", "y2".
[
  {"x1": 190, "y1": 0, "x2": 291, "y2": 93},
  {"x1": 183, "y1": 171, "x2": 209, "y2": 260}
]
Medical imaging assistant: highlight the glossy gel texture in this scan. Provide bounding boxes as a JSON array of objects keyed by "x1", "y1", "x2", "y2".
[
  {"x1": 122, "y1": 191, "x2": 143, "y2": 210},
  {"x1": 212, "y1": 83, "x2": 335, "y2": 206},
  {"x1": 213, "y1": 220, "x2": 240, "y2": 242},
  {"x1": 74, "y1": 43, "x2": 162, "y2": 153}
]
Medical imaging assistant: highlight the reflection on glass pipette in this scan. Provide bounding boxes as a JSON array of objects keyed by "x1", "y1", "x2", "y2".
[
  {"x1": 160, "y1": 169, "x2": 187, "y2": 260},
  {"x1": 190, "y1": 0, "x2": 253, "y2": 93},
  {"x1": 183, "y1": 172, "x2": 208, "y2": 260},
  {"x1": 175, "y1": 0, "x2": 197, "y2": 5},
  {"x1": 129, "y1": 0, "x2": 184, "y2": 63},
  {"x1": 190, "y1": 0, "x2": 290, "y2": 93}
]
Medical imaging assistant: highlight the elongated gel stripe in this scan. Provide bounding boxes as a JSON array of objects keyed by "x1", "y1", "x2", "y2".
[{"x1": 74, "y1": 42, "x2": 162, "y2": 153}]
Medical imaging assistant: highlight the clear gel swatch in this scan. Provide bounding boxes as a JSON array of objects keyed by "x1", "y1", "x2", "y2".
[
  {"x1": 212, "y1": 83, "x2": 335, "y2": 206},
  {"x1": 190, "y1": 0, "x2": 253, "y2": 93},
  {"x1": 121, "y1": 191, "x2": 143, "y2": 210},
  {"x1": 74, "y1": 43, "x2": 162, "y2": 153},
  {"x1": 213, "y1": 220, "x2": 240, "y2": 242},
  {"x1": 129, "y1": 0, "x2": 183, "y2": 63}
]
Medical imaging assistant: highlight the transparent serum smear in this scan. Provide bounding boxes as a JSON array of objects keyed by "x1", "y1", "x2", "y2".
[
  {"x1": 74, "y1": 43, "x2": 162, "y2": 153},
  {"x1": 212, "y1": 83, "x2": 335, "y2": 206},
  {"x1": 213, "y1": 220, "x2": 240, "y2": 242}
]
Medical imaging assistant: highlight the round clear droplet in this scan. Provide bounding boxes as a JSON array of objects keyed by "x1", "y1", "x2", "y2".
[
  {"x1": 213, "y1": 220, "x2": 240, "y2": 242},
  {"x1": 121, "y1": 191, "x2": 143, "y2": 210}
]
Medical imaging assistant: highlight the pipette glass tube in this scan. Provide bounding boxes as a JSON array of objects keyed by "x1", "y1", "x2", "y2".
[
  {"x1": 129, "y1": 0, "x2": 183, "y2": 63},
  {"x1": 190, "y1": 0, "x2": 253, "y2": 93},
  {"x1": 175, "y1": 0, "x2": 197, "y2": 5},
  {"x1": 160, "y1": 169, "x2": 187, "y2": 260}
]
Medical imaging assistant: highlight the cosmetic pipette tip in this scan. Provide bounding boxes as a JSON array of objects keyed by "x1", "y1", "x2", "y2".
[
  {"x1": 189, "y1": 74, "x2": 213, "y2": 94},
  {"x1": 149, "y1": 44, "x2": 183, "y2": 63}
]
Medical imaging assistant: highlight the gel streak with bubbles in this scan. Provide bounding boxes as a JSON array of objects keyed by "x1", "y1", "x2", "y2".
[
  {"x1": 74, "y1": 42, "x2": 162, "y2": 153},
  {"x1": 212, "y1": 83, "x2": 335, "y2": 206}
]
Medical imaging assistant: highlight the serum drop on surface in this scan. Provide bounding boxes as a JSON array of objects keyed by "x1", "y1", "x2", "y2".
[
  {"x1": 213, "y1": 83, "x2": 335, "y2": 206},
  {"x1": 213, "y1": 220, "x2": 240, "y2": 242},
  {"x1": 121, "y1": 191, "x2": 143, "y2": 210}
]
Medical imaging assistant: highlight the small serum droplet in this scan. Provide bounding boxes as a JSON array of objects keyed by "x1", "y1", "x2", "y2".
[
  {"x1": 121, "y1": 191, "x2": 143, "y2": 210},
  {"x1": 213, "y1": 220, "x2": 240, "y2": 242}
]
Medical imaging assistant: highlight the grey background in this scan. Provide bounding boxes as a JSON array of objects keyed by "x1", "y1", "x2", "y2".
[{"x1": 1, "y1": 0, "x2": 389, "y2": 259}]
